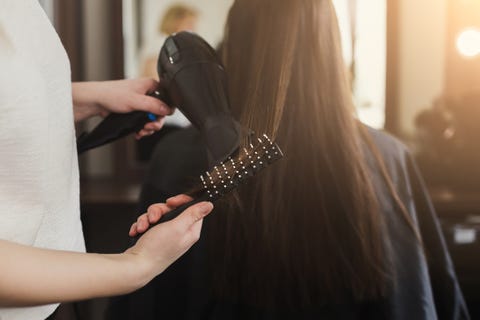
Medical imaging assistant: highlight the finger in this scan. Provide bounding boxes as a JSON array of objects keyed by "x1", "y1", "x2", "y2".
[
  {"x1": 135, "y1": 132, "x2": 154, "y2": 140},
  {"x1": 172, "y1": 202, "x2": 213, "y2": 233},
  {"x1": 142, "y1": 78, "x2": 160, "y2": 92},
  {"x1": 143, "y1": 122, "x2": 161, "y2": 131},
  {"x1": 143, "y1": 118, "x2": 165, "y2": 131},
  {"x1": 99, "y1": 110, "x2": 110, "y2": 118},
  {"x1": 135, "y1": 129, "x2": 155, "y2": 139},
  {"x1": 147, "y1": 208, "x2": 160, "y2": 224},
  {"x1": 166, "y1": 194, "x2": 194, "y2": 208},
  {"x1": 135, "y1": 95, "x2": 173, "y2": 116},
  {"x1": 147, "y1": 211, "x2": 159, "y2": 224},
  {"x1": 144, "y1": 130, "x2": 155, "y2": 136},
  {"x1": 129, "y1": 223, "x2": 138, "y2": 237},
  {"x1": 136, "y1": 215, "x2": 150, "y2": 233},
  {"x1": 131, "y1": 204, "x2": 168, "y2": 236},
  {"x1": 148, "y1": 202, "x2": 182, "y2": 218},
  {"x1": 147, "y1": 203, "x2": 171, "y2": 223}
]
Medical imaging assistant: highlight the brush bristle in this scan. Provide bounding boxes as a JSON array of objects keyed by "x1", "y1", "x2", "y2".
[{"x1": 200, "y1": 134, "x2": 283, "y2": 200}]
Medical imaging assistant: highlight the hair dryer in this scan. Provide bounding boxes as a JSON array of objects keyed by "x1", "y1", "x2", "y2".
[{"x1": 77, "y1": 31, "x2": 242, "y2": 167}]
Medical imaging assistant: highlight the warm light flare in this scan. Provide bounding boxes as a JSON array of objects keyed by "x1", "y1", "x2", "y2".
[{"x1": 456, "y1": 28, "x2": 480, "y2": 58}]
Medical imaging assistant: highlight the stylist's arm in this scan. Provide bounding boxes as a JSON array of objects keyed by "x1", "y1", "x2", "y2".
[{"x1": 0, "y1": 197, "x2": 212, "y2": 307}]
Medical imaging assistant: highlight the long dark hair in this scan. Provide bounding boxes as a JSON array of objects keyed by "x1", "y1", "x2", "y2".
[{"x1": 207, "y1": 0, "x2": 415, "y2": 308}]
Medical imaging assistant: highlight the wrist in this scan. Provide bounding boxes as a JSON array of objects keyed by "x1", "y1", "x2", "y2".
[
  {"x1": 72, "y1": 82, "x2": 104, "y2": 122},
  {"x1": 121, "y1": 250, "x2": 155, "y2": 290}
]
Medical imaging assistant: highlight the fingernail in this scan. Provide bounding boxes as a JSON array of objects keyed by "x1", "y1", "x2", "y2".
[
  {"x1": 160, "y1": 105, "x2": 171, "y2": 114},
  {"x1": 199, "y1": 202, "x2": 213, "y2": 215}
]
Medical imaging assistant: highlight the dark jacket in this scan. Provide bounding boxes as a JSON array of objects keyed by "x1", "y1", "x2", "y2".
[{"x1": 108, "y1": 127, "x2": 469, "y2": 320}]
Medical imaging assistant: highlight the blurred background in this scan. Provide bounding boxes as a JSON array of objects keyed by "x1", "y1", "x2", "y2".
[{"x1": 39, "y1": 0, "x2": 480, "y2": 318}]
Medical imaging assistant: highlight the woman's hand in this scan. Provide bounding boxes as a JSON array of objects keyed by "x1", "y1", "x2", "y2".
[
  {"x1": 0, "y1": 195, "x2": 212, "y2": 307},
  {"x1": 72, "y1": 79, "x2": 172, "y2": 139},
  {"x1": 126, "y1": 195, "x2": 213, "y2": 281}
]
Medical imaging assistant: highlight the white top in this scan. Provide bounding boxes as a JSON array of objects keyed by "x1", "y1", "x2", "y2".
[{"x1": 0, "y1": 1, "x2": 85, "y2": 319}]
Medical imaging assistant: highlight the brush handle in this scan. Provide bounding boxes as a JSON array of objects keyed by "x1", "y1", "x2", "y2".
[{"x1": 134, "y1": 194, "x2": 210, "y2": 240}]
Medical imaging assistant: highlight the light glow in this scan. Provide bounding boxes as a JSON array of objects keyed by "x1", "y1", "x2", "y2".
[{"x1": 456, "y1": 28, "x2": 480, "y2": 58}]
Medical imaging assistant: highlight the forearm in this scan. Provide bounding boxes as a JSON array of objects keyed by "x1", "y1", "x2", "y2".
[
  {"x1": 72, "y1": 82, "x2": 102, "y2": 122},
  {"x1": 0, "y1": 240, "x2": 150, "y2": 307}
]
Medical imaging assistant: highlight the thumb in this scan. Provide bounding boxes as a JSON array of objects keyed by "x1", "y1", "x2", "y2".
[{"x1": 173, "y1": 202, "x2": 213, "y2": 232}]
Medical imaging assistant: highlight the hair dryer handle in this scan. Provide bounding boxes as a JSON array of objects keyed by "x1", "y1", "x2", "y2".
[{"x1": 76, "y1": 90, "x2": 167, "y2": 154}]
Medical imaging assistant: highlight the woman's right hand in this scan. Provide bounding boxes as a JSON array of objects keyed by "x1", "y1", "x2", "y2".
[{"x1": 124, "y1": 195, "x2": 213, "y2": 283}]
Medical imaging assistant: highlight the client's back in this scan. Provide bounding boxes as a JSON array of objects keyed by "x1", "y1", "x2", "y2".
[{"x1": 130, "y1": 126, "x2": 466, "y2": 319}]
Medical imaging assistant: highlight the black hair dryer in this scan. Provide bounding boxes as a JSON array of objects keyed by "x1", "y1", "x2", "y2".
[{"x1": 77, "y1": 31, "x2": 242, "y2": 166}]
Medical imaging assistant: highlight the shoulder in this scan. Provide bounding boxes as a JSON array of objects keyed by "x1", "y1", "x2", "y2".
[
  {"x1": 364, "y1": 126, "x2": 409, "y2": 160},
  {"x1": 363, "y1": 126, "x2": 412, "y2": 173},
  {"x1": 362, "y1": 126, "x2": 415, "y2": 194}
]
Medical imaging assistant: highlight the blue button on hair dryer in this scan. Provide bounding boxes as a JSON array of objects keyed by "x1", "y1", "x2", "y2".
[{"x1": 76, "y1": 31, "x2": 242, "y2": 167}]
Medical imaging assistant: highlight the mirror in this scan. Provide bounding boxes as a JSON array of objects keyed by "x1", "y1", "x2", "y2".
[
  {"x1": 123, "y1": 0, "x2": 387, "y2": 129},
  {"x1": 333, "y1": 0, "x2": 387, "y2": 129},
  {"x1": 123, "y1": 0, "x2": 234, "y2": 80}
]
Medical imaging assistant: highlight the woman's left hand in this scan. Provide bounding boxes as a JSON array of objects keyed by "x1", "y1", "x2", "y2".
[{"x1": 72, "y1": 78, "x2": 173, "y2": 139}]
